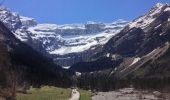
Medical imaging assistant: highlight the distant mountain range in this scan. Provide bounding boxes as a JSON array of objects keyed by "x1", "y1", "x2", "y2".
[
  {"x1": 0, "y1": 7, "x2": 128, "y2": 67},
  {"x1": 0, "y1": 3, "x2": 170, "y2": 80}
]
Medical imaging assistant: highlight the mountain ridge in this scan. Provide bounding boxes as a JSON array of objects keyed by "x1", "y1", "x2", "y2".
[
  {"x1": 70, "y1": 3, "x2": 170, "y2": 76},
  {"x1": 0, "y1": 6, "x2": 128, "y2": 67},
  {"x1": 0, "y1": 20, "x2": 72, "y2": 88}
]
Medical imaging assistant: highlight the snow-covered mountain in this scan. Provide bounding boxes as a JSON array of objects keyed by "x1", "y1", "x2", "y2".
[
  {"x1": 0, "y1": 6, "x2": 128, "y2": 67},
  {"x1": 128, "y1": 3, "x2": 170, "y2": 29},
  {"x1": 70, "y1": 3, "x2": 170, "y2": 76}
]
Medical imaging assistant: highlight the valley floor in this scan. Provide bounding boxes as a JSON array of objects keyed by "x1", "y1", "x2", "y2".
[
  {"x1": 16, "y1": 86, "x2": 71, "y2": 100},
  {"x1": 92, "y1": 88, "x2": 170, "y2": 100},
  {"x1": 79, "y1": 89, "x2": 92, "y2": 100},
  {"x1": 15, "y1": 86, "x2": 170, "y2": 100},
  {"x1": 16, "y1": 86, "x2": 92, "y2": 100}
]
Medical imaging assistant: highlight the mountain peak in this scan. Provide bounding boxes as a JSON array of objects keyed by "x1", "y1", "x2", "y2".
[
  {"x1": 128, "y1": 3, "x2": 170, "y2": 29},
  {"x1": 20, "y1": 16, "x2": 37, "y2": 27},
  {"x1": 155, "y1": 3, "x2": 164, "y2": 8}
]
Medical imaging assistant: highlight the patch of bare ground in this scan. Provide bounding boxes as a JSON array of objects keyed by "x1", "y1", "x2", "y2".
[{"x1": 92, "y1": 88, "x2": 170, "y2": 100}]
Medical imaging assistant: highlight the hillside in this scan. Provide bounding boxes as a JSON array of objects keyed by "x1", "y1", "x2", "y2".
[
  {"x1": 70, "y1": 3, "x2": 170, "y2": 75},
  {"x1": 70, "y1": 3, "x2": 170, "y2": 91},
  {"x1": 0, "y1": 20, "x2": 72, "y2": 99}
]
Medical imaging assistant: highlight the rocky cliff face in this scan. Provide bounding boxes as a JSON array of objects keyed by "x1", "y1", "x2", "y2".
[{"x1": 0, "y1": 6, "x2": 128, "y2": 67}]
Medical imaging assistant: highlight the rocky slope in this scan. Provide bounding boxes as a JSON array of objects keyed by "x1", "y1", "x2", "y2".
[
  {"x1": 0, "y1": 6, "x2": 128, "y2": 67},
  {"x1": 70, "y1": 3, "x2": 170, "y2": 78},
  {"x1": 106, "y1": 3, "x2": 170, "y2": 78},
  {"x1": 92, "y1": 88, "x2": 170, "y2": 100}
]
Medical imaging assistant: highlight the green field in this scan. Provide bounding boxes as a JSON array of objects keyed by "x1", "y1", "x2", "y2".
[
  {"x1": 17, "y1": 86, "x2": 71, "y2": 100},
  {"x1": 79, "y1": 89, "x2": 92, "y2": 100}
]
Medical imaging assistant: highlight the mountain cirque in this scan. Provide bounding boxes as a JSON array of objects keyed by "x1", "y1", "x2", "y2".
[{"x1": 0, "y1": 7, "x2": 128, "y2": 67}]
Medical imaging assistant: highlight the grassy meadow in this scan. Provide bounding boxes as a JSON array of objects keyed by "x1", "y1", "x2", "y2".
[
  {"x1": 17, "y1": 86, "x2": 71, "y2": 100},
  {"x1": 79, "y1": 89, "x2": 92, "y2": 100}
]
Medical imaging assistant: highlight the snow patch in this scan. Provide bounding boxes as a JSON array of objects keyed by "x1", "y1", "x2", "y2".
[
  {"x1": 146, "y1": 49, "x2": 157, "y2": 57},
  {"x1": 155, "y1": 24, "x2": 161, "y2": 29},
  {"x1": 63, "y1": 66, "x2": 71, "y2": 69},
  {"x1": 20, "y1": 16, "x2": 34, "y2": 21},
  {"x1": 49, "y1": 41, "x2": 98, "y2": 55},
  {"x1": 106, "y1": 53, "x2": 110, "y2": 57},
  {"x1": 168, "y1": 18, "x2": 170, "y2": 22},
  {"x1": 155, "y1": 3, "x2": 164, "y2": 8},
  {"x1": 129, "y1": 57, "x2": 141, "y2": 66},
  {"x1": 129, "y1": 16, "x2": 155, "y2": 29},
  {"x1": 75, "y1": 72, "x2": 82, "y2": 76},
  {"x1": 164, "y1": 7, "x2": 170, "y2": 12}
]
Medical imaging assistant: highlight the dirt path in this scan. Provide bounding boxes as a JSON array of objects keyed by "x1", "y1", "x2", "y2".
[{"x1": 69, "y1": 89, "x2": 80, "y2": 100}]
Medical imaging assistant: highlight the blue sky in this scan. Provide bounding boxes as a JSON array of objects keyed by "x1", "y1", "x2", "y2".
[{"x1": 2, "y1": 0, "x2": 170, "y2": 24}]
